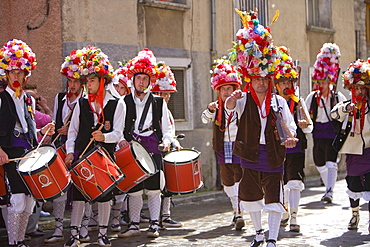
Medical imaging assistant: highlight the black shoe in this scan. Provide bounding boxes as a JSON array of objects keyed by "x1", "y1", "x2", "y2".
[
  {"x1": 98, "y1": 235, "x2": 111, "y2": 246},
  {"x1": 266, "y1": 239, "x2": 277, "y2": 247},
  {"x1": 250, "y1": 239, "x2": 264, "y2": 247}
]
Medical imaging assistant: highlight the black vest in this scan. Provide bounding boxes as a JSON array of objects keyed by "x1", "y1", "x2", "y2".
[
  {"x1": 75, "y1": 97, "x2": 119, "y2": 155},
  {"x1": 123, "y1": 93, "x2": 163, "y2": 143},
  {"x1": 0, "y1": 91, "x2": 37, "y2": 148},
  {"x1": 52, "y1": 92, "x2": 66, "y2": 146}
]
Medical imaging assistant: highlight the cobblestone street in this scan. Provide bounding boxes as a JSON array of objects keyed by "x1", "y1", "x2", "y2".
[{"x1": 2, "y1": 177, "x2": 370, "y2": 246}]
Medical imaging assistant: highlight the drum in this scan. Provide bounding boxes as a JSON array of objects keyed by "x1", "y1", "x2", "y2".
[
  {"x1": 115, "y1": 141, "x2": 157, "y2": 192},
  {"x1": 56, "y1": 144, "x2": 67, "y2": 163},
  {"x1": 163, "y1": 149, "x2": 203, "y2": 194},
  {"x1": 17, "y1": 145, "x2": 71, "y2": 202},
  {"x1": 70, "y1": 146, "x2": 124, "y2": 203}
]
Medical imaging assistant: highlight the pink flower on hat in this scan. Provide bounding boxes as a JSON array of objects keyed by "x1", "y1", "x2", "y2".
[
  {"x1": 0, "y1": 39, "x2": 37, "y2": 73},
  {"x1": 152, "y1": 61, "x2": 177, "y2": 92},
  {"x1": 210, "y1": 57, "x2": 242, "y2": 90},
  {"x1": 312, "y1": 43, "x2": 341, "y2": 84}
]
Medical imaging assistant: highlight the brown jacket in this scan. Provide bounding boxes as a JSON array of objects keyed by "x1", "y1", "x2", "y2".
[{"x1": 233, "y1": 93, "x2": 286, "y2": 168}]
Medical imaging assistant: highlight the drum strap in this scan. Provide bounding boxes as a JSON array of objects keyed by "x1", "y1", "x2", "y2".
[{"x1": 138, "y1": 94, "x2": 153, "y2": 133}]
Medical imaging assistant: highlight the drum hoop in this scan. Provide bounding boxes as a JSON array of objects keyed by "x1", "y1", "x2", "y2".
[
  {"x1": 163, "y1": 148, "x2": 201, "y2": 164},
  {"x1": 70, "y1": 145, "x2": 112, "y2": 170},
  {"x1": 131, "y1": 141, "x2": 157, "y2": 174},
  {"x1": 17, "y1": 144, "x2": 58, "y2": 175}
]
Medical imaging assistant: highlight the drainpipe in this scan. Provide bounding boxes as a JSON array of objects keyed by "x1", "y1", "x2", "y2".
[{"x1": 211, "y1": 0, "x2": 216, "y2": 60}]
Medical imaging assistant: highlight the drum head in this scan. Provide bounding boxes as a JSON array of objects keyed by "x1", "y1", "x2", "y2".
[
  {"x1": 18, "y1": 146, "x2": 56, "y2": 172},
  {"x1": 164, "y1": 149, "x2": 200, "y2": 163},
  {"x1": 132, "y1": 142, "x2": 156, "y2": 173}
]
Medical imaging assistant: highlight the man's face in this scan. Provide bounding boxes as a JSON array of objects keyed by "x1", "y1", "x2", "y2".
[
  {"x1": 154, "y1": 92, "x2": 171, "y2": 104},
  {"x1": 86, "y1": 76, "x2": 100, "y2": 94},
  {"x1": 317, "y1": 81, "x2": 330, "y2": 94},
  {"x1": 133, "y1": 74, "x2": 150, "y2": 93},
  {"x1": 7, "y1": 70, "x2": 27, "y2": 90},
  {"x1": 354, "y1": 85, "x2": 367, "y2": 98},
  {"x1": 67, "y1": 78, "x2": 83, "y2": 94},
  {"x1": 251, "y1": 77, "x2": 270, "y2": 94},
  {"x1": 219, "y1": 85, "x2": 235, "y2": 102},
  {"x1": 277, "y1": 79, "x2": 293, "y2": 95},
  {"x1": 114, "y1": 82, "x2": 128, "y2": 96}
]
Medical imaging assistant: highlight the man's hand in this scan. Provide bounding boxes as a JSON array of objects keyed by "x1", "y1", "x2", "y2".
[
  {"x1": 57, "y1": 126, "x2": 69, "y2": 136},
  {"x1": 41, "y1": 122, "x2": 55, "y2": 136},
  {"x1": 226, "y1": 89, "x2": 243, "y2": 109},
  {"x1": 92, "y1": 130, "x2": 104, "y2": 142},
  {"x1": 345, "y1": 103, "x2": 356, "y2": 112},
  {"x1": 65, "y1": 153, "x2": 74, "y2": 167},
  {"x1": 207, "y1": 102, "x2": 218, "y2": 113},
  {"x1": 283, "y1": 137, "x2": 298, "y2": 148},
  {"x1": 0, "y1": 148, "x2": 8, "y2": 166},
  {"x1": 118, "y1": 140, "x2": 129, "y2": 149},
  {"x1": 297, "y1": 119, "x2": 309, "y2": 129}
]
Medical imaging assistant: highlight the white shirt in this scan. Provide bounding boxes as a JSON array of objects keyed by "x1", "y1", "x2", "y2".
[
  {"x1": 121, "y1": 92, "x2": 172, "y2": 146},
  {"x1": 0, "y1": 87, "x2": 36, "y2": 133},
  {"x1": 226, "y1": 92, "x2": 296, "y2": 144},
  {"x1": 305, "y1": 90, "x2": 347, "y2": 123},
  {"x1": 66, "y1": 91, "x2": 125, "y2": 154},
  {"x1": 52, "y1": 92, "x2": 84, "y2": 124},
  {"x1": 201, "y1": 107, "x2": 238, "y2": 142}
]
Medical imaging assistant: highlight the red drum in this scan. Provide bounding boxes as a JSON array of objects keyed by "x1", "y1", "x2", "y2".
[
  {"x1": 115, "y1": 141, "x2": 157, "y2": 192},
  {"x1": 17, "y1": 145, "x2": 71, "y2": 202},
  {"x1": 57, "y1": 144, "x2": 67, "y2": 163},
  {"x1": 163, "y1": 149, "x2": 203, "y2": 194},
  {"x1": 70, "y1": 146, "x2": 124, "y2": 203}
]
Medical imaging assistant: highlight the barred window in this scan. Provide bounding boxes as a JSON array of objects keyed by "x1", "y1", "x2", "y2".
[
  {"x1": 234, "y1": 0, "x2": 269, "y2": 33},
  {"x1": 168, "y1": 68, "x2": 185, "y2": 120}
]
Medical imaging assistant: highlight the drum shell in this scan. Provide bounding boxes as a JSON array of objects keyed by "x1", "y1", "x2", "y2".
[
  {"x1": 57, "y1": 145, "x2": 66, "y2": 162},
  {"x1": 115, "y1": 142, "x2": 157, "y2": 192},
  {"x1": 70, "y1": 146, "x2": 124, "y2": 203},
  {"x1": 18, "y1": 145, "x2": 71, "y2": 202},
  {"x1": 163, "y1": 149, "x2": 203, "y2": 194}
]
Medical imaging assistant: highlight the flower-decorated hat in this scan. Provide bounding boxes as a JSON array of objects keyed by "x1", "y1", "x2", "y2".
[
  {"x1": 229, "y1": 9, "x2": 277, "y2": 81},
  {"x1": 342, "y1": 59, "x2": 370, "y2": 89},
  {"x1": 0, "y1": 39, "x2": 37, "y2": 74},
  {"x1": 275, "y1": 46, "x2": 299, "y2": 81},
  {"x1": 152, "y1": 61, "x2": 177, "y2": 92},
  {"x1": 79, "y1": 46, "x2": 114, "y2": 84},
  {"x1": 112, "y1": 61, "x2": 131, "y2": 90},
  {"x1": 60, "y1": 49, "x2": 86, "y2": 80},
  {"x1": 312, "y1": 43, "x2": 341, "y2": 84},
  {"x1": 210, "y1": 57, "x2": 241, "y2": 91},
  {"x1": 127, "y1": 48, "x2": 158, "y2": 84}
]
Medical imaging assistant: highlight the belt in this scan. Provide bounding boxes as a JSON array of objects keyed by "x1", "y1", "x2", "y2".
[{"x1": 13, "y1": 130, "x2": 28, "y2": 141}]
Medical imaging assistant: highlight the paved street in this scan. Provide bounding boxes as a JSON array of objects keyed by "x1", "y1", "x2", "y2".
[{"x1": 2, "y1": 177, "x2": 370, "y2": 246}]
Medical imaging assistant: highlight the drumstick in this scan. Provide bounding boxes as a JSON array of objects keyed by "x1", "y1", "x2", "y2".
[
  {"x1": 51, "y1": 121, "x2": 70, "y2": 144},
  {"x1": 8, "y1": 156, "x2": 36, "y2": 162},
  {"x1": 35, "y1": 121, "x2": 55, "y2": 152},
  {"x1": 79, "y1": 124, "x2": 104, "y2": 159}
]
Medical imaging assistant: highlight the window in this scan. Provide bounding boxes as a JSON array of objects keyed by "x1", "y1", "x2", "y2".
[
  {"x1": 168, "y1": 68, "x2": 185, "y2": 120},
  {"x1": 307, "y1": 0, "x2": 332, "y2": 29},
  {"x1": 234, "y1": 0, "x2": 269, "y2": 34},
  {"x1": 156, "y1": 57, "x2": 193, "y2": 131}
]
